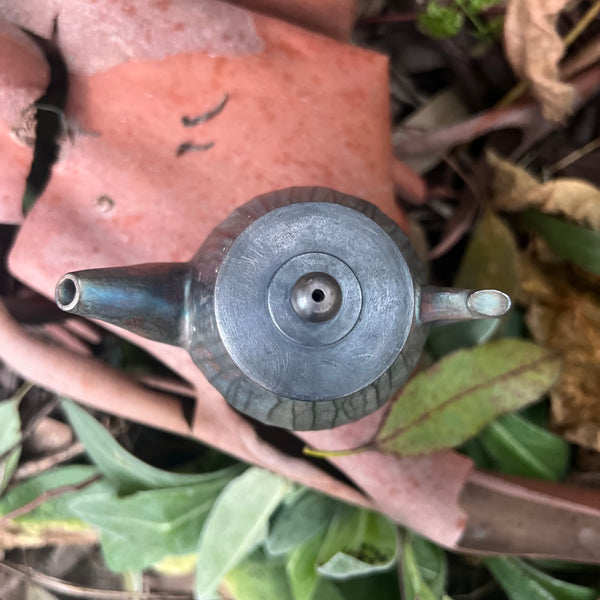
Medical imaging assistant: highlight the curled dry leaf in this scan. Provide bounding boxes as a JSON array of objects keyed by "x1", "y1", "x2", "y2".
[
  {"x1": 503, "y1": 0, "x2": 575, "y2": 122},
  {"x1": 519, "y1": 251, "x2": 600, "y2": 451},
  {"x1": 487, "y1": 150, "x2": 600, "y2": 231}
]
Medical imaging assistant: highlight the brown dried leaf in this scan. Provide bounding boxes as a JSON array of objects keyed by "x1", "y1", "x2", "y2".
[
  {"x1": 504, "y1": 0, "x2": 575, "y2": 122},
  {"x1": 487, "y1": 150, "x2": 600, "y2": 231},
  {"x1": 518, "y1": 251, "x2": 600, "y2": 450}
]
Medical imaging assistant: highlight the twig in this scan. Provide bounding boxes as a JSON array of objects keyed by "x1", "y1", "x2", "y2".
[
  {"x1": 394, "y1": 66, "x2": 600, "y2": 159},
  {"x1": 563, "y1": 1, "x2": 600, "y2": 48},
  {"x1": 0, "y1": 474, "x2": 101, "y2": 525},
  {"x1": 497, "y1": 0, "x2": 600, "y2": 108},
  {"x1": 14, "y1": 441, "x2": 85, "y2": 481},
  {"x1": 0, "y1": 561, "x2": 193, "y2": 599},
  {"x1": 546, "y1": 136, "x2": 600, "y2": 177}
]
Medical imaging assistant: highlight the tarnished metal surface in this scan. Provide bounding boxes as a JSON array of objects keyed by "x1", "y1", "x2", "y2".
[{"x1": 55, "y1": 186, "x2": 510, "y2": 430}]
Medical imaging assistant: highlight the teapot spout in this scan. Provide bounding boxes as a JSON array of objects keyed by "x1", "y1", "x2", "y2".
[
  {"x1": 55, "y1": 262, "x2": 190, "y2": 346},
  {"x1": 419, "y1": 286, "x2": 511, "y2": 324}
]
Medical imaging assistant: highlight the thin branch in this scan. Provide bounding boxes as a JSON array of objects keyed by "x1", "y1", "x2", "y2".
[
  {"x1": 14, "y1": 441, "x2": 85, "y2": 481},
  {"x1": 0, "y1": 474, "x2": 101, "y2": 525},
  {"x1": 0, "y1": 561, "x2": 193, "y2": 599},
  {"x1": 546, "y1": 136, "x2": 600, "y2": 177}
]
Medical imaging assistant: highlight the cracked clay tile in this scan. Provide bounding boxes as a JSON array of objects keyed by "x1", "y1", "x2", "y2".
[{"x1": 5, "y1": 0, "x2": 475, "y2": 551}]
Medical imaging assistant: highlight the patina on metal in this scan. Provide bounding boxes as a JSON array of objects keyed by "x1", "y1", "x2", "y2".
[{"x1": 55, "y1": 187, "x2": 510, "y2": 430}]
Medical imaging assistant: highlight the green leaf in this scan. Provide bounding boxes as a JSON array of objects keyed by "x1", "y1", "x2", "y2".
[
  {"x1": 287, "y1": 530, "x2": 326, "y2": 600},
  {"x1": 195, "y1": 468, "x2": 289, "y2": 599},
  {"x1": 400, "y1": 532, "x2": 438, "y2": 600},
  {"x1": 418, "y1": 1, "x2": 464, "y2": 38},
  {"x1": 376, "y1": 339, "x2": 561, "y2": 456},
  {"x1": 478, "y1": 413, "x2": 569, "y2": 480},
  {"x1": 409, "y1": 532, "x2": 448, "y2": 599},
  {"x1": 521, "y1": 211, "x2": 600, "y2": 275},
  {"x1": 224, "y1": 552, "x2": 294, "y2": 600},
  {"x1": 485, "y1": 557, "x2": 598, "y2": 600},
  {"x1": 267, "y1": 490, "x2": 336, "y2": 556},
  {"x1": 316, "y1": 505, "x2": 397, "y2": 579},
  {"x1": 68, "y1": 477, "x2": 230, "y2": 571},
  {"x1": 62, "y1": 398, "x2": 241, "y2": 494}
]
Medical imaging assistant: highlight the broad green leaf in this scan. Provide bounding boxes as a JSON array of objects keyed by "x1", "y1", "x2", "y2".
[
  {"x1": 267, "y1": 490, "x2": 336, "y2": 556},
  {"x1": 400, "y1": 532, "x2": 437, "y2": 600},
  {"x1": 62, "y1": 398, "x2": 241, "y2": 494},
  {"x1": 455, "y1": 210, "x2": 519, "y2": 296},
  {"x1": 69, "y1": 477, "x2": 230, "y2": 571},
  {"x1": 316, "y1": 505, "x2": 397, "y2": 579},
  {"x1": 478, "y1": 413, "x2": 569, "y2": 480},
  {"x1": 195, "y1": 468, "x2": 289, "y2": 599},
  {"x1": 287, "y1": 530, "x2": 326, "y2": 600},
  {"x1": 376, "y1": 339, "x2": 561, "y2": 456},
  {"x1": 224, "y1": 553, "x2": 294, "y2": 600},
  {"x1": 485, "y1": 557, "x2": 598, "y2": 600},
  {"x1": 521, "y1": 211, "x2": 600, "y2": 275},
  {"x1": 0, "y1": 387, "x2": 27, "y2": 494}
]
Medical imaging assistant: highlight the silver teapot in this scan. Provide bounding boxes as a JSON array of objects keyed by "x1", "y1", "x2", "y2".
[{"x1": 55, "y1": 187, "x2": 509, "y2": 430}]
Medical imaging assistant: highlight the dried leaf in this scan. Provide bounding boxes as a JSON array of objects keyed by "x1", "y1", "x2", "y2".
[
  {"x1": 488, "y1": 150, "x2": 600, "y2": 231},
  {"x1": 376, "y1": 339, "x2": 561, "y2": 456},
  {"x1": 504, "y1": 0, "x2": 575, "y2": 122},
  {"x1": 518, "y1": 253, "x2": 600, "y2": 450}
]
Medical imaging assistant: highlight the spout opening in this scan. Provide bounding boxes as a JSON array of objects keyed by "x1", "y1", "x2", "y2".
[{"x1": 56, "y1": 274, "x2": 80, "y2": 312}]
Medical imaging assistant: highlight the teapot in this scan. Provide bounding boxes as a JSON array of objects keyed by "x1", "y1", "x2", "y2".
[{"x1": 55, "y1": 187, "x2": 509, "y2": 430}]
